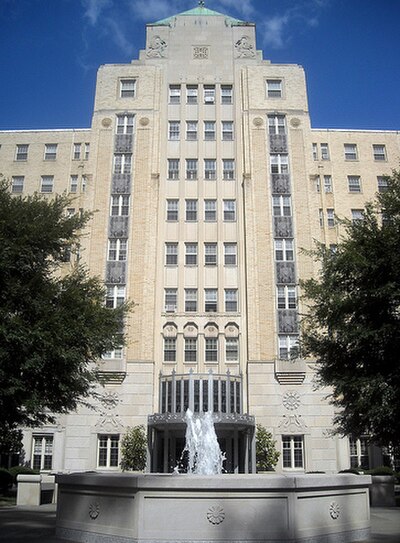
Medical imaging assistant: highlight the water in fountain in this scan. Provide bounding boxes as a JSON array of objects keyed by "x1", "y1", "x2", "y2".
[{"x1": 180, "y1": 409, "x2": 225, "y2": 475}]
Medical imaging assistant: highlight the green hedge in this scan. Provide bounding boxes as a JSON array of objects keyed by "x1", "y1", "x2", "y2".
[
  {"x1": 0, "y1": 468, "x2": 13, "y2": 492},
  {"x1": 9, "y1": 465, "x2": 37, "y2": 484}
]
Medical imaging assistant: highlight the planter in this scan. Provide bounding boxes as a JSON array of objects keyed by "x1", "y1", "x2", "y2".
[{"x1": 369, "y1": 475, "x2": 395, "y2": 507}]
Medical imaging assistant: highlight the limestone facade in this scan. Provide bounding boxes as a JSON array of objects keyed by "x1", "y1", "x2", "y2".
[{"x1": 0, "y1": 5, "x2": 399, "y2": 474}]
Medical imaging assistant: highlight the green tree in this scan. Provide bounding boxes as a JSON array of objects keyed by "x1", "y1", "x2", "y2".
[
  {"x1": 120, "y1": 426, "x2": 147, "y2": 471},
  {"x1": 255, "y1": 424, "x2": 280, "y2": 471},
  {"x1": 301, "y1": 171, "x2": 400, "y2": 448},
  {"x1": 0, "y1": 181, "x2": 129, "y2": 440}
]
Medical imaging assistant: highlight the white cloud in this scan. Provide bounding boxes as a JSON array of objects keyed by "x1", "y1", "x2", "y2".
[
  {"x1": 82, "y1": 0, "x2": 112, "y2": 26},
  {"x1": 215, "y1": 0, "x2": 255, "y2": 20},
  {"x1": 129, "y1": 0, "x2": 190, "y2": 22},
  {"x1": 260, "y1": 14, "x2": 290, "y2": 49}
]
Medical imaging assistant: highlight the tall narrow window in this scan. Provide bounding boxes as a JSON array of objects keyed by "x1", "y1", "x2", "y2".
[
  {"x1": 204, "y1": 243, "x2": 217, "y2": 266},
  {"x1": 226, "y1": 338, "x2": 238, "y2": 362},
  {"x1": 274, "y1": 239, "x2": 294, "y2": 261},
  {"x1": 204, "y1": 200, "x2": 217, "y2": 222},
  {"x1": 167, "y1": 159, "x2": 179, "y2": 179},
  {"x1": 186, "y1": 85, "x2": 198, "y2": 104},
  {"x1": 32, "y1": 435, "x2": 53, "y2": 471},
  {"x1": 166, "y1": 199, "x2": 179, "y2": 221},
  {"x1": 98, "y1": 435, "x2": 120, "y2": 468},
  {"x1": 116, "y1": 114, "x2": 135, "y2": 134},
  {"x1": 268, "y1": 115, "x2": 286, "y2": 135},
  {"x1": 84, "y1": 143, "x2": 90, "y2": 160},
  {"x1": 266, "y1": 79, "x2": 282, "y2": 98},
  {"x1": 164, "y1": 338, "x2": 176, "y2": 362},
  {"x1": 186, "y1": 121, "x2": 198, "y2": 140},
  {"x1": 114, "y1": 153, "x2": 132, "y2": 174},
  {"x1": 73, "y1": 143, "x2": 81, "y2": 160},
  {"x1": 186, "y1": 159, "x2": 198, "y2": 180},
  {"x1": 205, "y1": 338, "x2": 218, "y2": 362},
  {"x1": 106, "y1": 285, "x2": 126, "y2": 308},
  {"x1": 120, "y1": 79, "x2": 136, "y2": 97},
  {"x1": 373, "y1": 144, "x2": 386, "y2": 161},
  {"x1": 204, "y1": 159, "x2": 217, "y2": 179},
  {"x1": 344, "y1": 143, "x2": 358, "y2": 160},
  {"x1": 277, "y1": 286, "x2": 296, "y2": 309},
  {"x1": 205, "y1": 289, "x2": 218, "y2": 312},
  {"x1": 108, "y1": 239, "x2": 127, "y2": 261},
  {"x1": 282, "y1": 435, "x2": 304, "y2": 469},
  {"x1": 222, "y1": 159, "x2": 235, "y2": 180},
  {"x1": 348, "y1": 176, "x2": 361, "y2": 193},
  {"x1": 312, "y1": 143, "x2": 318, "y2": 160},
  {"x1": 377, "y1": 176, "x2": 388, "y2": 193},
  {"x1": 165, "y1": 289, "x2": 177, "y2": 312},
  {"x1": 41, "y1": 176, "x2": 54, "y2": 193},
  {"x1": 185, "y1": 243, "x2": 198, "y2": 265},
  {"x1": 272, "y1": 195, "x2": 291, "y2": 216},
  {"x1": 221, "y1": 85, "x2": 233, "y2": 104},
  {"x1": 165, "y1": 243, "x2": 178, "y2": 266},
  {"x1": 70, "y1": 175, "x2": 78, "y2": 193},
  {"x1": 185, "y1": 200, "x2": 198, "y2": 221},
  {"x1": 185, "y1": 338, "x2": 197, "y2": 362},
  {"x1": 221, "y1": 121, "x2": 233, "y2": 140},
  {"x1": 169, "y1": 85, "x2": 181, "y2": 104},
  {"x1": 324, "y1": 175, "x2": 333, "y2": 193},
  {"x1": 15, "y1": 144, "x2": 29, "y2": 161},
  {"x1": 223, "y1": 200, "x2": 236, "y2": 221},
  {"x1": 204, "y1": 121, "x2": 216, "y2": 141},
  {"x1": 110, "y1": 195, "x2": 130, "y2": 216},
  {"x1": 270, "y1": 154, "x2": 289, "y2": 174},
  {"x1": 224, "y1": 243, "x2": 237, "y2": 266},
  {"x1": 11, "y1": 176, "x2": 24, "y2": 193},
  {"x1": 349, "y1": 437, "x2": 370, "y2": 469},
  {"x1": 44, "y1": 144, "x2": 57, "y2": 160},
  {"x1": 185, "y1": 289, "x2": 198, "y2": 312},
  {"x1": 225, "y1": 289, "x2": 238, "y2": 312},
  {"x1": 320, "y1": 143, "x2": 330, "y2": 160},
  {"x1": 204, "y1": 85, "x2": 215, "y2": 104},
  {"x1": 168, "y1": 121, "x2": 180, "y2": 140},
  {"x1": 327, "y1": 208, "x2": 335, "y2": 228}
]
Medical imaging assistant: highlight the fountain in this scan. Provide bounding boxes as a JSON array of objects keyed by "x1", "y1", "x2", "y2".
[{"x1": 55, "y1": 409, "x2": 372, "y2": 542}]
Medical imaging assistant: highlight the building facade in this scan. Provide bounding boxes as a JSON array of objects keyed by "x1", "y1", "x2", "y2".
[{"x1": 1, "y1": 5, "x2": 399, "y2": 473}]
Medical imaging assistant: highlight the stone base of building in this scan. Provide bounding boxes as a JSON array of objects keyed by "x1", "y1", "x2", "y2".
[{"x1": 55, "y1": 472, "x2": 371, "y2": 542}]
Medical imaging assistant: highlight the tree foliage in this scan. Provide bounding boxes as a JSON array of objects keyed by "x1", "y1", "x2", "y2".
[
  {"x1": 255, "y1": 424, "x2": 280, "y2": 471},
  {"x1": 301, "y1": 171, "x2": 400, "y2": 447},
  {"x1": 0, "y1": 181, "x2": 129, "y2": 437},
  {"x1": 120, "y1": 425, "x2": 147, "y2": 471}
]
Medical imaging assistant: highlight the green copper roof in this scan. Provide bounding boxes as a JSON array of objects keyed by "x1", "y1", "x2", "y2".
[{"x1": 151, "y1": 3, "x2": 247, "y2": 26}]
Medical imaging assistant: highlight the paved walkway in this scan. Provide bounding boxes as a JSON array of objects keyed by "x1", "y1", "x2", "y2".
[{"x1": 0, "y1": 504, "x2": 399, "y2": 542}]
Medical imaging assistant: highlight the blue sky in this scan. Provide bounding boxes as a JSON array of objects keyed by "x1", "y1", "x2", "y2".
[{"x1": 0, "y1": 0, "x2": 399, "y2": 131}]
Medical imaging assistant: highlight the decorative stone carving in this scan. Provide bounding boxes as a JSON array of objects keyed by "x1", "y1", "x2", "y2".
[
  {"x1": 278, "y1": 414, "x2": 307, "y2": 430},
  {"x1": 290, "y1": 117, "x2": 301, "y2": 128},
  {"x1": 163, "y1": 323, "x2": 177, "y2": 338},
  {"x1": 253, "y1": 117, "x2": 263, "y2": 127},
  {"x1": 95, "y1": 411, "x2": 123, "y2": 431},
  {"x1": 204, "y1": 323, "x2": 218, "y2": 337},
  {"x1": 139, "y1": 117, "x2": 149, "y2": 126},
  {"x1": 274, "y1": 216, "x2": 293, "y2": 238},
  {"x1": 329, "y1": 501, "x2": 340, "y2": 520},
  {"x1": 98, "y1": 391, "x2": 120, "y2": 409},
  {"x1": 146, "y1": 35, "x2": 167, "y2": 58},
  {"x1": 114, "y1": 134, "x2": 133, "y2": 153},
  {"x1": 105, "y1": 262, "x2": 126, "y2": 284},
  {"x1": 271, "y1": 173, "x2": 291, "y2": 194},
  {"x1": 89, "y1": 502, "x2": 100, "y2": 520},
  {"x1": 101, "y1": 118, "x2": 112, "y2": 128},
  {"x1": 276, "y1": 262, "x2": 296, "y2": 284},
  {"x1": 183, "y1": 323, "x2": 198, "y2": 337},
  {"x1": 193, "y1": 46, "x2": 209, "y2": 59},
  {"x1": 282, "y1": 391, "x2": 301, "y2": 411},
  {"x1": 235, "y1": 36, "x2": 255, "y2": 58},
  {"x1": 109, "y1": 216, "x2": 129, "y2": 238},
  {"x1": 278, "y1": 310, "x2": 298, "y2": 333},
  {"x1": 207, "y1": 505, "x2": 225, "y2": 525},
  {"x1": 269, "y1": 134, "x2": 288, "y2": 153},
  {"x1": 225, "y1": 323, "x2": 239, "y2": 337},
  {"x1": 112, "y1": 173, "x2": 131, "y2": 194}
]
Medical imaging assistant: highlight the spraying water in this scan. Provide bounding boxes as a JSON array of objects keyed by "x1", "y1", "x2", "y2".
[{"x1": 180, "y1": 409, "x2": 225, "y2": 475}]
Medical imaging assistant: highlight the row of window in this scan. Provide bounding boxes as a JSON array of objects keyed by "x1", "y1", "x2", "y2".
[
  {"x1": 166, "y1": 158, "x2": 236, "y2": 180},
  {"x1": 165, "y1": 242, "x2": 237, "y2": 267},
  {"x1": 164, "y1": 336, "x2": 239, "y2": 364},
  {"x1": 168, "y1": 84, "x2": 233, "y2": 105},
  {"x1": 14, "y1": 143, "x2": 89, "y2": 162},
  {"x1": 168, "y1": 120, "x2": 234, "y2": 141},
  {"x1": 10, "y1": 175, "x2": 87, "y2": 194},
  {"x1": 319, "y1": 208, "x2": 365, "y2": 227},
  {"x1": 313, "y1": 142, "x2": 388, "y2": 162},
  {"x1": 315, "y1": 175, "x2": 389, "y2": 194},
  {"x1": 164, "y1": 288, "x2": 238, "y2": 313},
  {"x1": 166, "y1": 199, "x2": 237, "y2": 223}
]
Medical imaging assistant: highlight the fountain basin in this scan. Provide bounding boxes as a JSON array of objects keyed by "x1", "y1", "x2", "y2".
[{"x1": 55, "y1": 472, "x2": 371, "y2": 543}]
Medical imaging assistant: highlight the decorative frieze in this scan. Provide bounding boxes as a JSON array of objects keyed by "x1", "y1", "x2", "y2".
[
  {"x1": 112, "y1": 174, "x2": 131, "y2": 193},
  {"x1": 274, "y1": 216, "x2": 293, "y2": 238},
  {"x1": 114, "y1": 134, "x2": 133, "y2": 153},
  {"x1": 105, "y1": 262, "x2": 126, "y2": 284},
  {"x1": 269, "y1": 134, "x2": 288, "y2": 153},
  {"x1": 271, "y1": 174, "x2": 291, "y2": 194},
  {"x1": 109, "y1": 216, "x2": 129, "y2": 238},
  {"x1": 276, "y1": 262, "x2": 296, "y2": 284},
  {"x1": 278, "y1": 309, "x2": 298, "y2": 334}
]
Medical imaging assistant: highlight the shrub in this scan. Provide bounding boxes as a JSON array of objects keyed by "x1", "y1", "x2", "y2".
[
  {"x1": 255, "y1": 424, "x2": 280, "y2": 472},
  {"x1": 0, "y1": 468, "x2": 13, "y2": 492},
  {"x1": 339, "y1": 468, "x2": 361, "y2": 474},
  {"x1": 366, "y1": 466, "x2": 394, "y2": 476},
  {"x1": 120, "y1": 425, "x2": 147, "y2": 472},
  {"x1": 9, "y1": 465, "x2": 36, "y2": 485}
]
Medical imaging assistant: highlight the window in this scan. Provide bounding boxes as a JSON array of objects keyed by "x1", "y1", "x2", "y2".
[
  {"x1": 32, "y1": 435, "x2": 53, "y2": 471},
  {"x1": 106, "y1": 285, "x2": 125, "y2": 308},
  {"x1": 185, "y1": 338, "x2": 197, "y2": 363},
  {"x1": 349, "y1": 437, "x2": 370, "y2": 469},
  {"x1": 73, "y1": 143, "x2": 81, "y2": 160},
  {"x1": 165, "y1": 288, "x2": 177, "y2": 312},
  {"x1": 108, "y1": 239, "x2": 127, "y2": 261},
  {"x1": 224, "y1": 243, "x2": 237, "y2": 266},
  {"x1": 114, "y1": 153, "x2": 132, "y2": 174},
  {"x1": 15, "y1": 144, "x2": 28, "y2": 161},
  {"x1": 223, "y1": 200, "x2": 236, "y2": 221},
  {"x1": 185, "y1": 199, "x2": 198, "y2": 221},
  {"x1": 277, "y1": 286, "x2": 296, "y2": 309},
  {"x1": 186, "y1": 85, "x2": 198, "y2": 104},
  {"x1": 373, "y1": 144, "x2": 386, "y2": 161},
  {"x1": 377, "y1": 176, "x2": 388, "y2": 193},
  {"x1": 204, "y1": 85, "x2": 215, "y2": 104},
  {"x1": 98, "y1": 434, "x2": 119, "y2": 468},
  {"x1": 221, "y1": 85, "x2": 233, "y2": 104},
  {"x1": 324, "y1": 175, "x2": 333, "y2": 193},
  {"x1": 344, "y1": 143, "x2": 358, "y2": 160},
  {"x1": 226, "y1": 338, "x2": 238, "y2": 362},
  {"x1": 120, "y1": 79, "x2": 136, "y2": 98},
  {"x1": 327, "y1": 208, "x2": 335, "y2": 228},
  {"x1": 204, "y1": 121, "x2": 216, "y2": 141},
  {"x1": 169, "y1": 84, "x2": 181, "y2": 104},
  {"x1": 282, "y1": 435, "x2": 304, "y2": 469},
  {"x1": 279, "y1": 335, "x2": 299, "y2": 359},
  {"x1": 102, "y1": 347, "x2": 123, "y2": 359},
  {"x1": 222, "y1": 159, "x2": 235, "y2": 180},
  {"x1": 168, "y1": 159, "x2": 179, "y2": 179},
  {"x1": 205, "y1": 289, "x2": 218, "y2": 312},
  {"x1": 185, "y1": 289, "x2": 197, "y2": 312},
  {"x1": 41, "y1": 175, "x2": 54, "y2": 193},
  {"x1": 272, "y1": 195, "x2": 291, "y2": 216},
  {"x1": 168, "y1": 121, "x2": 180, "y2": 140},
  {"x1": 351, "y1": 209, "x2": 364, "y2": 223},
  {"x1": 204, "y1": 159, "x2": 217, "y2": 179},
  {"x1": 205, "y1": 243, "x2": 217, "y2": 266},
  {"x1": 270, "y1": 154, "x2": 289, "y2": 174},
  {"x1": 314, "y1": 176, "x2": 321, "y2": 193},
  {"x1": 167, "y1": 199, "x2": 179, "y2": 221},
  {"x1": 44, "y1": 144, "x2": 57, "y2": 160},
  {"x1": 185, "y1": 243, "x2": 198, "y2": 265},
  {"x1": 267, "y1": 79, "x2": 282, "y2": 98},
  {"x1": 117, "y1": 114, "x2": 135, "y2": 134},
  {"x1": 11, "y1": 176, "x2": 24, "y2": 193},
  {"x1": 312, "y1": 143, "x2": 318, "y2": 161},
  {"x1": 319, "y1": 209, "x2": 324, "y2": 227},
  {"x1": 165, "y1": 243, "x2": 178, "y2": 265},
  {"x1": 275, "y1": 239, "x2": 294, "y2": 261},
  {"x1": 205, "y1": 338, "x2": 218, "y2": 362},
  {"x1": 81, "y1": 175, "x2": 87, "y2": 192},
  {"x1": 186, "y1": 159, "x2": 198, "y2": 180},
  {"x1": 110, "y1": 195, "x2": 130, "y2": 216},
  {"x1": 320, "y1": 143, "x2": 330, "y2": 160},
  {"x1": 70, "y1": 175, "x2": 78, "y2": 193},
  {"x1": 164, "y1": 338, "x2": 176, "y2": 362},
  {"x1": 84, "y1": 143, "x2": 90, "y2": 160},
  {"x1": 225, "y1": 289, "x2": 238, "y2": 312},
  {"x1": 186, "y1": 121, "x2": 198, "y2": 140},
  {"x1": 222, "y1": 121, "x2": 234, "y2": 140},
  {"x1": 348, "y1": 176, "x2": 361, "y2": 193},
  {"x1": 268, "y1": 115, "x2": 286, "y2": 135},
  {"x1": 204, "y1": 199, "x2": 217, "y2": 222}
]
